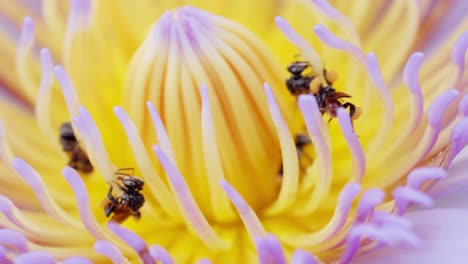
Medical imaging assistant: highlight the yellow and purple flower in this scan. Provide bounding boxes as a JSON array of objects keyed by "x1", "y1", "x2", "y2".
[{"x1": 0, "y1": 0, "x2": 467, "y2": 263}]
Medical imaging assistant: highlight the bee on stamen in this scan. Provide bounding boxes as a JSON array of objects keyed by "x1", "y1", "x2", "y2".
[
  {"x1": 286, "y1": 60, "x2": 361, "y2": 122},
  {"x1": 103, "y1": 168, "x2": 145, "y2": 223},
  {"x1": 59, "y1": 122, "x2": 93, "y2": 173},
  {"x1": 278, "y1": 133, "x2": 313, "y2": 176}
]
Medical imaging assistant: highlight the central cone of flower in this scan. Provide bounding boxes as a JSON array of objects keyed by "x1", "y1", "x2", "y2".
[{"x1": 124, "y1": 6, "x2": 295, "y2": 221}]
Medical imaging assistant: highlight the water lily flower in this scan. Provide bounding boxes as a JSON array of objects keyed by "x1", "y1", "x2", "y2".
[{"x1": 0, "y1": 0, "x2": 467, "y2": 263}]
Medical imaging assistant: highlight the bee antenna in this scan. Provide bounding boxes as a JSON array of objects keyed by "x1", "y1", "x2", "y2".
[
  {"x1": 293, "y1": 53, "x2": 302, "y2": 61},
  {"x1": 114, "y1": 172, "x2": 131, "y2": 177},
  {"x1": 115, "y1": 168, "x2": 135, "y2": 175}
]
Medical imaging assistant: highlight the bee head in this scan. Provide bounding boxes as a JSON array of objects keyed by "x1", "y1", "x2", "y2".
[
  {"x1": 121, "y1": 176, "x2": 144, "y2": 191},
  {"x1": 287, "y1": 61, "x2": 309, "y2": 75}
]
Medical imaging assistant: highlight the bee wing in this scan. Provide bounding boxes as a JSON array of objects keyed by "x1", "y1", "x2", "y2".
[{"x1": 333, "y1": 92, "x2": 352, "y2": 99}]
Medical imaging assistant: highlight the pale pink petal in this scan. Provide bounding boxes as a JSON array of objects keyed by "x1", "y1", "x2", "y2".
[
  {"x1": 15, "y1": 251, "x2": 56, "y2": 264},
  {"x1": 429, "y1": 146, "x2": 468, "y2": 198},
  {"x1": 351, "y1": 209, "x2": 468, "y2": 264},
  {"x1": 429, "y1": 147, "x2": 468, "y2": 209}
]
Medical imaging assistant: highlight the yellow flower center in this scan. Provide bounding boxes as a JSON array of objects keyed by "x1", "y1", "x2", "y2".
[{"x1": 123, "y1": 7, "x2": 289, "y2": 219}]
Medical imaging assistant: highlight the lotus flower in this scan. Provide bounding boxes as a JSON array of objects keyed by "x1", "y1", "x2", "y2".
[{"x1": 0, "y1": 0, "x2": 467, "y2": 263}]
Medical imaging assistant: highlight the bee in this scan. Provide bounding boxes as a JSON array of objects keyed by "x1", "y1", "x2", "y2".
[
  {"x1": 59, "y1": 122, "x2": 93, "y2": 173},
  {"x1": 315, "y1": 85, "x2": 360, "y2": 122},
  {"x1": 285, "y1": 61, "x2": 361, "y2": 121},
  {"x1": 103, "y1": 168, "x2": 145, "y2": 223},
  {"x1": 286, "y1": 61, "x2": 317, "y2": 95},
  {"x1": 278, "y1": 133, "x2": 313, "y2": 176}
]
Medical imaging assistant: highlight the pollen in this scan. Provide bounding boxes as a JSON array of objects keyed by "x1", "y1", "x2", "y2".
[
  {"x1": 309, "y1": 76, "x2": 322, "y2": 94},
  {"x1": 325, "y1": 69, "x2": 338, "y2": 84}
]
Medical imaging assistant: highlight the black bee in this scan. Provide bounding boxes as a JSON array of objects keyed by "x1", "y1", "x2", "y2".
[
  {"x1": 59, "y1": 122, "x2": 93, "y2": 173},
  {"x1": 286, "y1": 61, "x2": 317, "y2": 95},
  {"x1": 285, "y1": 61, "x2": 361, "y2": 121},
  {"x1": 278, "y1": 133, "x2": 313, "y2": 176},
  {"x1": 315, "y1": 85, "x2": 360, "y2": 121},
  {"x1": 103, "y1": 168, "x2": 145, "y2": 223}
]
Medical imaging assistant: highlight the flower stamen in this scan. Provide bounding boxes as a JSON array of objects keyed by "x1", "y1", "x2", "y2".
[
  {"x1": 356, "y1": 188, "x2": 385, "y2": 222},
  {"x1": 197, "y1": 259, "x2": 212, "y2": 264},
  {"x1": 64, "y1": 0, "x2": 93, "y2": 65},
  {"x1": 219, "y1": 180, "x2": 265, "y2": 241},
  {"x1": 35, "y1": 48, "x2": 57, "y2": 149},
  {"x1": 255, "y1": 234, "x2": 286, "y2": 264},
  {"x1": 283, "y1": 183, "x2": 361, "y2": 247},
  {"x1": 393, "y1": 187, "x2": 433, "y2": 215},
  {"x1": 200, "y1": 85, "x2": 235, "y2": 221},
  {"x1": 71, "y1": 107, "x2": 114, "y2": 181},
  {"x1": 0, "y1": 121, "x2": 15, "y2": 164},
  {"x1": 275, "y1": 16, "x2": 324, "y2": 79},
  {"x1": 451, "y1": 31, "x2": 468, "y2": 84},
  {"x1": 372, "y1": 211, "x2": 412, "y2": 229},
  {"x1": 313, "y1": 24, "x2": 365, "y2": 63},
  {"x1": 337, "y1": 108, "x2": 366, "y2": 183},
  {"x1": 62, "y1": 256, "x2": 93, "y2": 264},
  {"x1": 93, "y1": 240, "x2": 128, "y2": 264},
  {"x1": 148, "y1": 245, "x2": 174, "y2": 264},
  {"x1": 146, "y1": 102, "x2": 176, "y2": 166},
  {"x1": 113, "y1": 106, "x2": 179, "y2": 219},
  {"x1": 153, "y1": 146, "x2": 226, "y2": 250},
  {"x1": 15, "y1": 17, "x2": 36, "y2": 100},
  {"x1": 291, "y1": 249, "x2": 319, "y2": 264},
  {"x1": 419, "y1": 90, "x2": 459, "y2": 159},
  {"x1": 406, "y1": 167, "x2": 446, "y2": 190},
  {"x1": 403, "y1": 52, "x2": 425, "y2": 134},
  {"x1": 263, "y1": 83, "x2": 299, "y2": 214},
  {"x1": 364, "y1": 53, "x2": 395, "y2": 156},
  {"x1": 107, "y1": 222, "x2": 153, "y2": 264},
  {"x1": 15, "y1": 251, "x2": 55, "y2": 264},
  {"x1": 54, "y1": 65, "x2": 80, "y2": 118},
  {"x1": 12, "y1": 158, "x2": 82, "y2": 229},
  {"x1": 0, "y1": 229, "x2": 28, "y2": 252},
  {"x1": 295, "y1": 95, "x2": 332, "y2": 215},
  {"x1": 374, "y1": 90, "x2": 458, "y2": 185},
  {"x1": 308, "y1": 0, "x2": 362, "y2": 47},
  {"x1": 61, "y1": 166, "x2": 108, "y2": 240},
  {"x1": 0, "y1": 195, "x2": 92, "y2": 246}
]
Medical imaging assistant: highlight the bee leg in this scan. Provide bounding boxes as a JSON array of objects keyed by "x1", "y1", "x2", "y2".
[
  {"x1": 297, "y1": 154, "x2": 312, "y2": 176},
  {"x1": 104, "y1": 203, "x2": 116, "y2": 217},
  {"x1": 107, "y1": 186, "x2": 119, "y2": 205},
  {"x1": 343, "y1": 102, "x2": 356, "y2": 119},
  {"x1": 117, "y1": 184, "x2": 129, "y2": 193},
  {"x1": 301, "y1": 152, "x2": 314, "y2": 165},
  {"x1": 299, "y1": 166, "x2": 307, "y2": 175},
  {"x1": 115, "y1": 167, "x2": 135, "y2": 177},
  {"x1": 68, "y1": 151, "x2": 78, "y2": 169},
  {"x1": 277, "y1": 163, "x2": 284, "y2": 177},
  {"x1": 132, "y1": 211, "x2": 141, "y2": 220}
]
